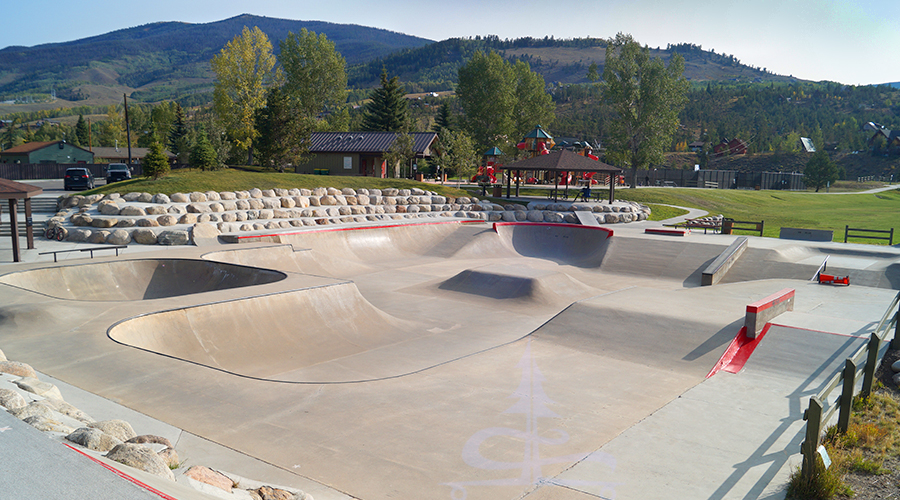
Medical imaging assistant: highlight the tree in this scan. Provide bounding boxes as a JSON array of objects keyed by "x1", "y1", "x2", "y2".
[
  {"x1": 75, "y1": 115, "x2": 89, "y2": 146},
  {"x1": 142, "y1": 141, "x2": 170, "y2": 180},
  {"x1": 602, "y1": 33, "x2": 688, "y2": 187},
  {"x1": 1, "y1": 119, "x2": 20, "y2": 150},
  {"x1": 803, "y1": 150, "x2": 840, "y2": 192},
  {"x1": 383, "y1": 133, "x2": 415, "y2": 178},
  {"x1": 435, "y1": 129, "x2": 477, "y2": 181},
  {"x1": 189, "y1": 126, "x2": 219, "y2": 171},
  {"x1": 98, "y1": 105, "x2": 125, "y2": 147},
  {"x1": 211, "y1": 26, "x2": 277, "y2": 164},
  {"x1": 168, "y1": 103, "x2": 190, "y2": 163},
  {"x1": 254, "y1": 86, "x2": 313, "y2": 172},
  {"x1": 432, "y1": 102, "x2": 453, "y2": 135},
  {"x1": 586, "y1": 62, "x2": 600, "y2": 82},
  {"x1": 361, "y1": 69, "x2": 410, "y2": 132},
  {"x1": 279, "y1": 29, "x2": 347, "y2": 126},
  {"x1": 457, "y1": 51, "x2": 555, "y2": 152}
]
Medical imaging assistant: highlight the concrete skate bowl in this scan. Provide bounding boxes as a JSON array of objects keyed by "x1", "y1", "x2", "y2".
[
  {"x1": 492, "y1": 222, "x2": 613, "y2": 267},
  {"x1": 0, "y1": 259, "x2": 286, "y2": 301},
  {"x1": 108, "y1": 281, "x2": 479, "y2": 383}
]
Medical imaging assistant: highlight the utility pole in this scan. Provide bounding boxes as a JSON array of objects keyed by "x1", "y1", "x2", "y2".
[{"x1": 123, "y1": 93, "x2": 133, "y2": 165}]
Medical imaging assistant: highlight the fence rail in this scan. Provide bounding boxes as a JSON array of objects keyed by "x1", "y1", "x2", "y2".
[
  {"x1": 844, "y1": 225, "x2": 894, "y2": 245},
  {"x1": 800, "y1": 290, "x2": 900, "y2": 479}
]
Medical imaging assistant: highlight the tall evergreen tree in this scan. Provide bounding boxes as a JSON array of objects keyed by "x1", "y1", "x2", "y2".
[
  {"x1": 803, "y1": 150, "x2": 840, "y2": 192},
  {"x1": 254, "y1": 86, "x2": 313, "y2": 172},
  {"x1": 75, "y1": 115, "x2": 89, "y2": 146},
  {"x1": 361, "y1": 70, "x2": 410, "y2": 132},
  {"x1": 168, "y1": 103, "x2": 189, "y2": 162},
  {"x1": 1, "y1": 119, "x2": 19, "y2": 150},
  {"x1": 142, "y1": 141, "x2": 170, "y2": 180},
  {"x1": 189, "y1": 126, "x2": 219, "y2": 171},
  {"x1": 432, "y1": 102, "x2": 453, "y2": 136}
]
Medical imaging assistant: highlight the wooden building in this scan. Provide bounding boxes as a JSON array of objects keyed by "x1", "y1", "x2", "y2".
[
  {"x1": 302, "y1": 132, "x2": 438, "y2": 177},
  {"x1": 0, "y1": 141, "x2": 94, "y2": 164}
]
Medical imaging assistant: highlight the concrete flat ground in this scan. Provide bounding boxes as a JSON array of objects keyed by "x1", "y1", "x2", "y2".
[{"x1": 1, "y1": 219, "x2": 898, "y2": 500}]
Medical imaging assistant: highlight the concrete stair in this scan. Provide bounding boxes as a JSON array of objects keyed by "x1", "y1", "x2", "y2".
[{"x1": 0, "y1": 197, "x2": 59, "y2": 237}]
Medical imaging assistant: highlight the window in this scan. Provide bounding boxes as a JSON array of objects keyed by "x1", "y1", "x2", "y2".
[{"x1": 343, "y1": 156, "x2": 352, "y2": 170}]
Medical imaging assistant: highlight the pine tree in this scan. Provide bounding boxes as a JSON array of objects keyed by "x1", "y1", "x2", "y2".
[
  {"x1": 75, "y1": 115, "x2": 89, "y2": 146},
  {"x1": 189, "y1": 126, "x2": 219, "y2": 171},
  {"x1": 432, "y1": 102, "x2": 453, "y2": 136},
  {"x1": 254, "y1": 86, "x2": 313, "y2": 172},
  {"x1": 168, "y1": 103, "x2": 189, "y2": 162},
  {"x1": 142, "y1": 141, "x2": 170, "y2": 180},
  {"x1": 361, "y1": 69, "x2": 410, "y2": 132}
]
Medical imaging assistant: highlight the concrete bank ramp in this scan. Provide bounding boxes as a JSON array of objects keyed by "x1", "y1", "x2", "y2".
[
  {"x1": 108, "y1": 281, "x2": 468, "y2": 383},
  {"x1": 0, "y1": 259, "x2": 286, "y2": 301},
  {"x1": 438, "y1": 265, "x2": 598, "y2": 305}
]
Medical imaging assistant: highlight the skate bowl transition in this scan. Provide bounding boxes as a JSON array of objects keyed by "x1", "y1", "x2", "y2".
[
  {"x1": 0, "y1": 258, "x2": 286, "y2": 301},
  {"x1": 4, "y1": 219, "x2": 900, "y2": 500}
]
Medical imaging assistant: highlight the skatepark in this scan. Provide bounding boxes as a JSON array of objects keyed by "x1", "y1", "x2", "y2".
[{"x1": 1, "y1": 195, "x2": 899, "y2": 499}]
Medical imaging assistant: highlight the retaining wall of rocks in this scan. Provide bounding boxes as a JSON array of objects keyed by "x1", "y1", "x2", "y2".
[{"x1": 48, "y1": 187, "x2": 651, "y2": 246}]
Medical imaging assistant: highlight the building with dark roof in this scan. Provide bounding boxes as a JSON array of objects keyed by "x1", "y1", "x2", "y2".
[
  {"x1": 0, "y1": 141, "x2": 94, "y2": 164},
  {"x1": 303, "y1": 132, "x2": 438, "y2": 177},
  {"x1": 91, "y1": 146, "x2": 176, "y2": 164}
]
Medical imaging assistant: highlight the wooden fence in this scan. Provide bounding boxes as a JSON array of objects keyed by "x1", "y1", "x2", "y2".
[{"x1": 800, "y1": 290, "x2": 900, "y2": 479}]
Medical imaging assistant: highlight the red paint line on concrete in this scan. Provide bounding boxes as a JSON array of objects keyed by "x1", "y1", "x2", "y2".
[
  {"x1": 234, "y1": 219, "x2": 482, "y2": 242},
  {"x1": 644, "y1": 228, "x2": 690, "y2": 236},
  {"x1": 63, "y1": 443, "x2": 179, "y2": 500},
  {"x1": 746, "y1": 288, "x2": 795, "y2": 313},
  {"x1": 706, "y1": 324, "x2": 772, "y2": 378},
  {"x1": 492, "y1": 222, "x2": 614, "y2": 238}
]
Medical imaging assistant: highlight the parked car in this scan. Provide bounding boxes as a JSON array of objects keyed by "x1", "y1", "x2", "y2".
[
  {"x1": 64, "y1": 167, "x2": 94, "y2": 191},
  {"x1": 106, "y1": 163, "x2": 132, "y2": 183}
]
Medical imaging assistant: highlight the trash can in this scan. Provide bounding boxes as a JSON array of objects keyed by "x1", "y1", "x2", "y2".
[
  {"x1": 492, "y1": 185, "x2": 502, "y2": 197},
  {"x1": 722, "y1": 218, "x2": 734, "y2": 235},
  {"x1": 415, "y1": 173, "x2": 424, "y2": 182}
]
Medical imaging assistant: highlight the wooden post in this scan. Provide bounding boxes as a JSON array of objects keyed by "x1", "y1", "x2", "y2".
[
  {"x1": 844, "y1": 225, "x2": 850, "y2": 243},
  {"x1": 8, "y1": 199, "x2": 20, "y2": 263},
  {"x1": 24, "y1": 197, "x2": 34, "y2": 250},
  {"x1": 802, "y1": 396, "x2": 823, "y2": 479},
  {"x1": 861, "y1": 333, "x2": 881, "y2": 398},
  {"x1": 893, "y1": 310, "x2": 900, "y2": 350},
  {"x1": 838, "y1": 358, "x2": 858, "y2": 433}
]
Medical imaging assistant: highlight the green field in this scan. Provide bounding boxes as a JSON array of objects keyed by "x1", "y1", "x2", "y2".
[{"x1": 87, "y1": 170, "x2": 899, "y2": 244}]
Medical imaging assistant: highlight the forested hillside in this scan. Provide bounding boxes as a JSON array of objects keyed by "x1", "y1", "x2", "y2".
[{"x1": 0, "y1": 14, "x2": 431, "y2": 103}]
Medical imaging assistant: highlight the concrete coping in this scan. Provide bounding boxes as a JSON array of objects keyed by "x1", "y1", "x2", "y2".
[
  {"x1": 701, "y1": 237, "x2": 748, "y2": 286},
  {"x1": 744, "y1": 288, "x2": 795, "y2": 338}
]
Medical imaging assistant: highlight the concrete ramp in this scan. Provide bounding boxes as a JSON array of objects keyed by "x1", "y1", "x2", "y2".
[
  {"x1": 108, "y1": 281, "x2": 427, "y2": 382},
  {"x1": 493, "y1": 222, "x2": 613, "y2": 267},
  {"x1": 438, "y1": 265, "x2": 598, "y2": 305},
  {"x1": 0, "y1": 259, "x2": 285, "y2": 301}
]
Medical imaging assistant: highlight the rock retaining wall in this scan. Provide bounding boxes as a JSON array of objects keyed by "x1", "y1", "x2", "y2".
[{"x1": 48, "y1": 187, "x2": 651, "y2": 246}]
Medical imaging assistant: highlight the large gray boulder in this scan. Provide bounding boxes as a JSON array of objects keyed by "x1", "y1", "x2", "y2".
[
  {"x1": 107, "y1": 229, "x2": 132, "y2": 246},
  {"x1": 0, "y1": 388, "x2": 26, "y2": 410},
  {"x1": 157, "y1": 230, "x2": 190, "y2": 246},
  {"x1": 67, "y1": 427, "x2": 123, "y2": 452},
  {"x1": 131, "y1": 228, "x2": 158, "y2": 245},
  {"x1": 119, "y1": 205, "x2": 147, "y2": 217},
  {"x1": 24, "y1": 415, "x2": 75, "y2": 434},
  {"x1": 88, "y1": 419, "x2": 136, "y2": 442},
  {"x1": 13, "y1": 377, "x2": 63, "y2": 400},
  {"x1": 106, "y1": 443, "x2": 175, "y2": 481},
  {"x1": 0, "y1": 360, "x2": 37, "y2": 378}
]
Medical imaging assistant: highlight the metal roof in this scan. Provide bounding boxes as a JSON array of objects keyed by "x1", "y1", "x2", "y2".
[
  {"x1": 0, "y1": 140, "x2": 93, "y2": 156},
  {"x1": 309, "y1": 132, "x2": 437, "y2": 155},
  {"x1": 0, "y1": 178, "x2": 43, "y2": 200}
]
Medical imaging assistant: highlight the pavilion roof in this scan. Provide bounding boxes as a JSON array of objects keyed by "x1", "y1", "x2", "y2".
[{"x1": 503, "y1": 149, "x2": 621, "y2": 173}]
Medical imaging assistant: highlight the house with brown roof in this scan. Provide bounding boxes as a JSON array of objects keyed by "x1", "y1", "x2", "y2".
[
  {"x1": 91, "y1": 147, "x2": 176, "y2": 164},
  {"x1": 302, "y1": 132, "x2": 438, "y2": 177},
  {"x1": 0, "y1": 141, "x2": 94, "y2": 164}
]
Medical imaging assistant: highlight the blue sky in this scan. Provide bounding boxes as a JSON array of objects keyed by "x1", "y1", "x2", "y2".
[{"x1": 3, "y1": 0, "x2": 897, "y2": 85}]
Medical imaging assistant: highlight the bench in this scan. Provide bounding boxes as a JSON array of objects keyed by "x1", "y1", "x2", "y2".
[
  {"x1": 39, "y1": 245, "x2": 127, "y2": 263},
  {"x1": 666, "y1": 218, "x2": 723, "y2": 234},
  {"x1": 574, "y1": 191, "x2": 602, "y2": 202},
  {"x1": 546, "y1": 189, "x2": 569, "y2": 200},
  {"x1": 723, "y1": 218, "x2": 764, "y2": 237}
]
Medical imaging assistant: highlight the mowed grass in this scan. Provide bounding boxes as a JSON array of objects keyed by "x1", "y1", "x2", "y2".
[{"x1": 612, "y1": 186, "x2": 900, "y2": 242}]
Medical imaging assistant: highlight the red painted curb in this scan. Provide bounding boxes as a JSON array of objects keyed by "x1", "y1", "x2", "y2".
[
  {"x1": 63, "y1": 443, "x2": 179, "y2": 500},
  {"x1": 645, "y1": 228, "x2": 690, "y2": 236},
  {"x1": 492, "y1": 221, "x2": 614, "y2": 238},
  {"x1": 747, "y1": 288, "x2": 795, "y2": 313},
  {"x1": 706, "y1": 324, "x2": 772, "y2": 378}
]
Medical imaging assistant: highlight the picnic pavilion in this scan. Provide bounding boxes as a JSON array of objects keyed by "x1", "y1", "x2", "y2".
[
  {"x1": 501, "y1": 149, "x2": 622, "y2": 202},
  {"x1": 0, "y1": 178, "x2": 42, "y2": 262}
]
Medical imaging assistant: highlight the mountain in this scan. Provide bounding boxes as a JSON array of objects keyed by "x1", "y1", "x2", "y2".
[{"x1": 0, "y1": 14, "x2": 432, "y2": 104}]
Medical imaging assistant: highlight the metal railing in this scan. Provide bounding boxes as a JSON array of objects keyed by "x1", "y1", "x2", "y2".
[{"x1": 800, "y1": 290, "x2": 900, "y2": 478}]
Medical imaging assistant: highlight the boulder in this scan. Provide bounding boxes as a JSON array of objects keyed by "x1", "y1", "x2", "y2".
[
  {"x1": 40, "y1": 398, "x2": 94, "y2": 424},
  {"x1": 209, "y1": 202, "x2": 225, "y2": 213},
  {"x1": 249, "y1": 188, "x2": 264, "y2": 199},
  {"x1": 892, "y1": 359, "x2": 900, "y2": 373},
  {"x1": 0, "y1": 347, "x2": 5, "y2": 361},
  {"x1": 191, "y1": 223, "x2": 219, "y2": 241},
  {"x1": 156, "y1": 215, "x2": 178, "y2": 226},
  {"x1": 88, "y1": 230, "x2": 110, "y2": 244},
  {"x1": 543, "y1": 212, "x2": 564, "y2": 223},
  {"x1": 152, "y1": 193, "x2": 171, "y2": 204},
  {"x1": 106, "y1": 443, "x2": 175, "y2": 481},
  {"x1": 262, "y1": 189, "x2": 276, "y2": 198},
  {"x1": 24, "y1": 415, "x2": 74, "y2": 434},
  {"x1": 184, "y1": 466, "x2": 234, "y2": 492},
  {"x1": 137, "y1": 193, "x2": 153, "y2": 203},
  {"x1": 158, "y1": 230, "x2": 190, "y2": 246},
  {"x1": 88, "y1": 419, "x2": 136, "y2": 442},
  {"x1": 67, "y1": 228, "x2": 92, "y2": 242},
  {"x1": 132, "y1": 228, "x2": 158, "y2": 245},
  {"x1": 0, "y1": 360, "x2": 37, "y2": 378},
  {"x1": 157, "y1": 448, "x2": 180, "y2": 469},
  {"x1": 0, "y1": 388, "x2": 26, "y2": 410},
  {"x1": 13, "y1": 377, "x2": 63, "y2": 400},
  {"x1": 113, "y1": 222, "x2": 134, "y2": 233},
  {"x1": 280, "y1": 197, "x2": 296, "y2": 208},
  {"x1": 91, "y1": 218, "x2": 118, "y2": 228},
  {"x1": 118, "y1": 205, "x2": 146, "y2": 217},
  {"x1": 9, "y1": 402, "x2": 53, "y2": 421},
  {"x1": 98, "y1": 201, "x2": 121, "y2": 215},
  {"x1": 170, "y1": 193, "x2": 190, "y2": 203},
  {"x1": 219, "y1": 191, "x2": 237, "y2": 200},
  {"x1": 71, "y1": 214, "x2": 93, "y2": 226},
  {"x1": 189, "y1": 192, "x2": 208, "y2": 202},
  {"x1": 126, "y1": 435, "x2": 174, "y2": 448},
  {"x1": 186, "y1": 203, "x2": 210, "y2": 214},
  {"x1": 67, "y1": 427, "x2": 123, "y2": 452},
  {"x1": 136, "y1": 219, "x2": 159, "y2": 227},
  {"x1": 526, "y1": 210, "x2": 544, "y2": 222},
  {"x1": 145, "y1": 206, "x2": 168, "y2": 215},
  {"x1": 205, "y1": 191, "x2": 221, "y2": 201}
]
